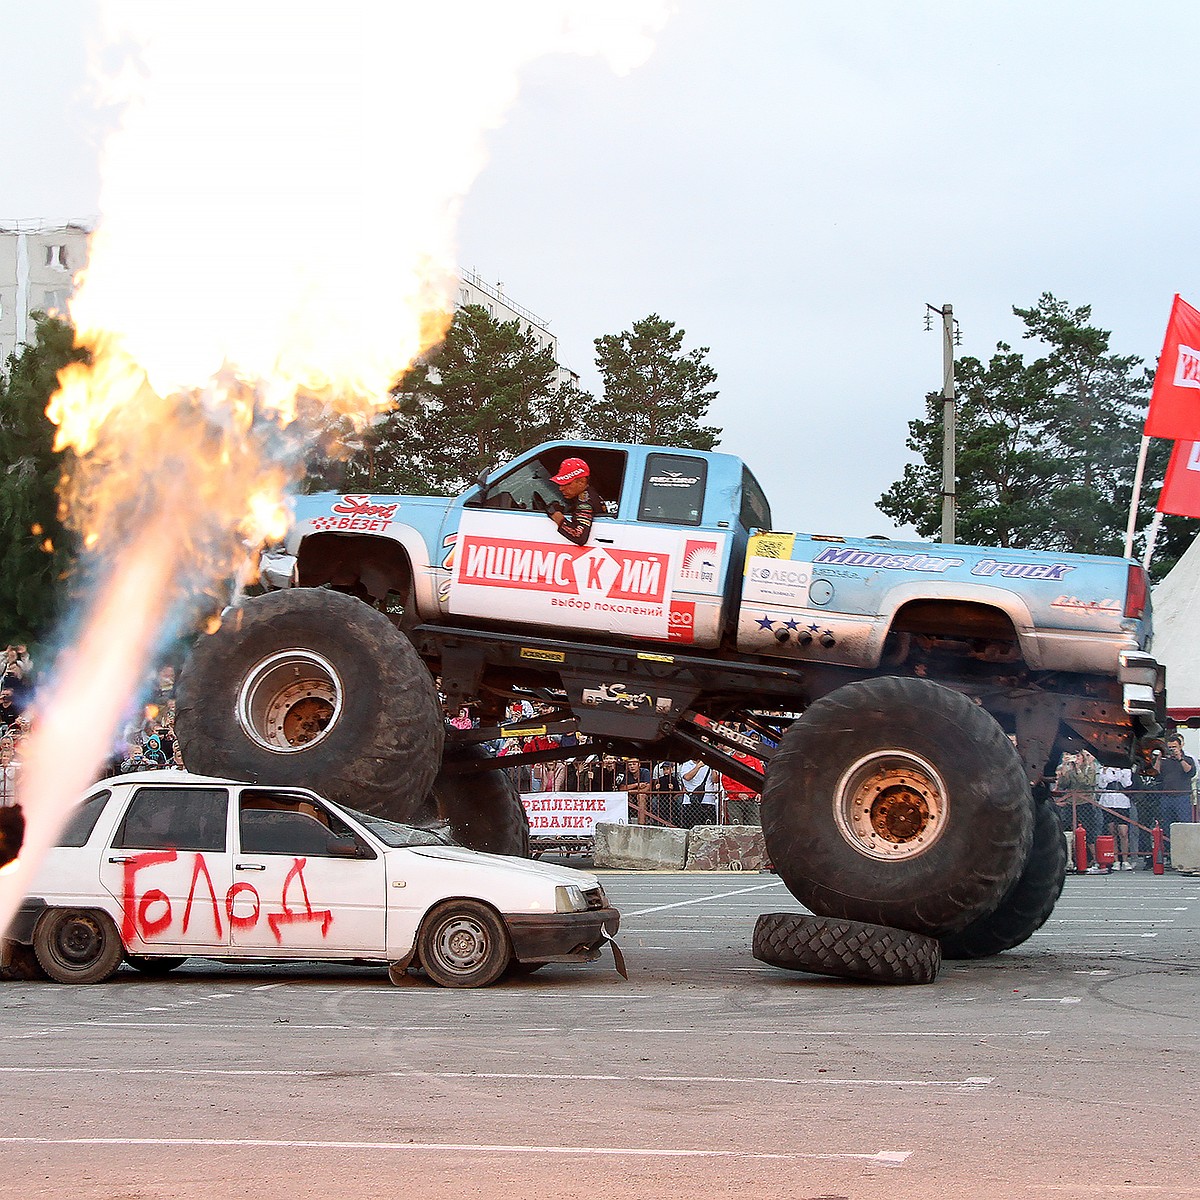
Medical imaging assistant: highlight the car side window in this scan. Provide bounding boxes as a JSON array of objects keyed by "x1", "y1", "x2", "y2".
[
  {"x1": 57, "y1": 790, "x2": 112, "y2": 847},
  {"x1": 238, "y1": 791, "x2": 372, "y2": 858},
  {"x1": 639, "y1": 453, "x2": 707, "y2": 526},
  {"x1": 112, "y1": 787, "x2": 229, "y2": 853}
]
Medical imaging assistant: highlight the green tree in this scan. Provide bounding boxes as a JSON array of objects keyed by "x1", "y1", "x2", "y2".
[
  {"x1": 0, "y1": 314, "x2": 87, "y2": 643},
  {"x1": 878, "y1": 344, "x2": 1058, "y2": 548},
  {"x1": 324, "y1": 305, "x2": 583, "y2": 496},
  {"x1": 878, "y1": 295, "x2": 1192, "y2": 561},
  {"x1": 580, "y1": 314, "x2": 720, "y2": 449}
]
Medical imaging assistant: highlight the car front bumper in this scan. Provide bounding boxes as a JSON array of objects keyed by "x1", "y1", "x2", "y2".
[{"x1": 505, "y1": 906, "x2": 621, "y2": 964}]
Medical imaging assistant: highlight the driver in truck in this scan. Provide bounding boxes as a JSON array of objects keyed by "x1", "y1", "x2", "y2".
[{"x1": 546, "y1": 457, "x2": 595, "y2": 546}]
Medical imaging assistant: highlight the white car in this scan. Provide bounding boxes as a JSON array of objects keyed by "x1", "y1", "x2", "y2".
[{"x1": 7, "y1": 771, "x2": 620, "y2": 988}]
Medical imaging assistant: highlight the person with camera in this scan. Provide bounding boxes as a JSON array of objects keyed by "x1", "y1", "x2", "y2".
[
  {"x1": 543, "y1": 457, "x2": 595, "y2": 546},
  {"x1": 1157, "y1": 734, "x2": 1196, "y2": 852}
]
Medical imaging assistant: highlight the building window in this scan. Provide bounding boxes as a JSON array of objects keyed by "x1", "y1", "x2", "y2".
[
  {"x1": 44, "y1": 244, "x2": 69, "y2": 270},
  {"x1": 41, "y1": 290, "x2": 68, "y2": 314}
]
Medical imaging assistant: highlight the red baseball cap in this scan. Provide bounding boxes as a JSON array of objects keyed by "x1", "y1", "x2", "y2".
[{"x1": 551, "y1": 457, "x2": 590, "y2": 485}]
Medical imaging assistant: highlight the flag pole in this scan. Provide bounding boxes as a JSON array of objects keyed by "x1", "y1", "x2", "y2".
[
  {"x1": 1141, "y1": 510, "x2": 1165, "y2": 570},
  {"x1": 1124, "y1": 434, "x2": 1151, "y2": 559}
]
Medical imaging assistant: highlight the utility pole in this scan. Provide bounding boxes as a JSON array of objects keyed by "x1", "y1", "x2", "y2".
[{"x1": 925, "y1": 302, "x2": 960, "y2": 544}]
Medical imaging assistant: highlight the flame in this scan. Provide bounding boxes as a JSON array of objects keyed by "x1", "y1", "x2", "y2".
[{"x1": 0, "y1": 1, "x2": 672, "y2": 934}]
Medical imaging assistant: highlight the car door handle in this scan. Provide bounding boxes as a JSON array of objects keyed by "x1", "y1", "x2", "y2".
[
  {"x1": 107, "y1": 856, "x2": 133, "y2": 864},
  {"x1": 595, "y1": 537, "x2": 614, "y2": 543},
  {"x1": 235, "y1": 863, "x2": 266, "y2": 871}
]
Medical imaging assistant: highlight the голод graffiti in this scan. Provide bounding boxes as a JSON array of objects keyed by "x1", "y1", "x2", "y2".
[{"x1": 120, "y1": 851, "x2": 333, "y2": 943}]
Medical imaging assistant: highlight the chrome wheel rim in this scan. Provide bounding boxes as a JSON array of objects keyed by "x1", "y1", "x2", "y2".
[
  {"x1": 832, "y1": 750, "x2": 948, "y2": 862},
  {"x1": 237, "y1": 649, "x2": 343, "y2": 753}
]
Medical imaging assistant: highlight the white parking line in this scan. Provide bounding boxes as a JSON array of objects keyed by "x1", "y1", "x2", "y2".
[
  {"x1": 624, "y1": 881, "x2": 787, "y2": 917},
  {"x1": 0, "y1": 1066, "x2": 995, "y2": 1090},
  {"x1": 0, "y1": 1136, "x2": 912, "y2": 1163}
]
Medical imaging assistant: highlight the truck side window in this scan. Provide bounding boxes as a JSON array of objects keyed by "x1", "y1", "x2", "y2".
[
  {"x1": 740, "y1": 467, "x2": 772, "y2": 532},
  {"x1": 639, "y1": 454, "x2": 707, "y2": 526}
]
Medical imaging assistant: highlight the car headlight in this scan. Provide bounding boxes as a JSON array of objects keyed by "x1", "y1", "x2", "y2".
[{"x1": 555, "y1": 885, "x2": 587, "y2": 913}]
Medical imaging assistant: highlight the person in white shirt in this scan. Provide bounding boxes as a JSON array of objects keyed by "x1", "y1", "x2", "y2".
[
  {"x1": 1095, "y1": 764, "x2": 1134, "y2": 869},
  {"x1": 679, "y1": 759, "x2": 719, "y2": 827}
]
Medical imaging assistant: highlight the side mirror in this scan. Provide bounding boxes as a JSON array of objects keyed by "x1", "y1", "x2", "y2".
[
  {"x1": 327, "y1": 836, "x2": 363, "y2": 858},
  {"x1": 476, "y1": 468, "x2": 490, "y2": 501}
]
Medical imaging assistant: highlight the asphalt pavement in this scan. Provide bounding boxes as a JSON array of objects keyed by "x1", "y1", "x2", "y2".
[{"x1": 2, "y1": 869, "x2": 1198, "y2": 1200}]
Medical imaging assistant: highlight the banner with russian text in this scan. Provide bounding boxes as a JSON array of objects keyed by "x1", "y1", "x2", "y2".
[
  {"x1": 1145, "y1": 295, "x2": 1200, "y2": 439},
  {"x1": 1157, "y1": 440, "x2": 1200, "y2": 518},
  {"x1": 522, "y1": 792, "x2": 629, "y2": 837}
]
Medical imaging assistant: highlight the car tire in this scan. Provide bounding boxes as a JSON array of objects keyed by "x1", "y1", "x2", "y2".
[
  {"x1": 125, "y1": 954, "x2": 188, "y2": 975},
  {"x1": 940, "y1": 801, "x2": 1068, "y2": 959},
  {"x1": 417, "y1": 900, "x2": 512, "y2": 988},
  {"x1": 176, "y1": 589, "x2": 444, "y2": 817},
  {"x1": 761, "y1": 676, "x2": 1034, "y2": 937},
  {"x1": 1, "y1": 939, "x2": 47, "y2": 981},
  {"x1": 425, "y1": 745, "x2": 531, "y2": 856},
  {"x1": 33, "y1": 909, "x2": 124, "y2": 985},
  {"x1": 753, "y1": 912, "x2": 942, "y2": 985}
]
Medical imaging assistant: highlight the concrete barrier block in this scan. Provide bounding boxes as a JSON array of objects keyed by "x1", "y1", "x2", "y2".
[
  {"x1": 1170, "y1": 823, "x2": 1200, "y2": 873},
  {"x1": 685, "y1": 825, "x2": 770, "y2": 871},
  {"x1": 593, "y1": 823, "x2": 687, "y2": 870}
]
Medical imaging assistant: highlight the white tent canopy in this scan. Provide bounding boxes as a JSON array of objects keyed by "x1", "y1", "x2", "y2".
[{"x1": 1152, "y1": 532, "x2": 1200, "y2": 715}]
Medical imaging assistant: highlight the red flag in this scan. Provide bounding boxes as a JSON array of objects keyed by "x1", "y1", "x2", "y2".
[
  {"x1": 1145, "y1": 295, "x2": 1200, "y2": 438},
  {"x1": 1157, "y1": 439, "x2": 1200, "y2": 518}
]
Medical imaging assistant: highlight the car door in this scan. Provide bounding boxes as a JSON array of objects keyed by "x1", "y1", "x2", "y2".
[
  {"x1": 446, "y1": 445, "x2": 723, "y2": 646},
  {"x1": 98, "y1": 784, "x2": 233, "y2": 953},
  {"x1": 229, "y1": 788, "x2": 387, "y2": 956}
]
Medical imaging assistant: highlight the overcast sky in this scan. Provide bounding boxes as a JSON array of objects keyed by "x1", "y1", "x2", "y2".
[{"x1": 4, "y1": 1, "x2": 1198, "y2": 538}]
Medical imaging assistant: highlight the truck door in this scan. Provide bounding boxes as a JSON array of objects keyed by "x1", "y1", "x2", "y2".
[{"x1": 445, "y1": 446, "x2": 724, "y2": 648}]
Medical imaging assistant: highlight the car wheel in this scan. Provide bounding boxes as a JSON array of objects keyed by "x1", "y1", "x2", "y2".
[
  {"x1": 417, "y1": 900, "x2": 511, "y2": 988},
  {"x1": 33, "y1": 909, "x2": 124, "y2": 985},
  {"x1": 125, "y1": 954, "x2": 188, "y2": 975},
  {"x1": 753, "y1": 912, "x2": 941, "y2": 985},
  {"x1": 175, "y1": 589, "x2": 444, "y2": 818},
  {"x1": 761, "y1": 676, "x2": 1034, "y2": 937},
  {"x1": 940, "y1": 801, "x2": 1068, "y2": 958}
]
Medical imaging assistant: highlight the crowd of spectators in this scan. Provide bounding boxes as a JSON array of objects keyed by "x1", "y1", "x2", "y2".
[
  {"x1": 484, "y1": 700, "x2": 768, "y2": 828},
  {"x1": 1054, "y1": 737, "x2": 1197, "y2": 870},
  {"x1": 0, "y1": 654, "x2": 188, "y2": 812}
]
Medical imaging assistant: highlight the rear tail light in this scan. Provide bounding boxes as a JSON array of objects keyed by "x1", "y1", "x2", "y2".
[{"x1": 1124, "y1": 564, "x2": 1148, "y2": 619}]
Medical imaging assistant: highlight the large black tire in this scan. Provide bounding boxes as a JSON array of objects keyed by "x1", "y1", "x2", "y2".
[
  {"x1": 940, "y1": 801, "x2": 1067, "y2": 959},
  {"x1": 761, "y1": 676, "x2": 1034, "y2": 937},
  {"x1": 424, "y1": 745, "x2": 531, "y2": 857},
  {"x1": 176, "y1": 589, "x2": 443, "y2": 818},
  {"x1": 753, "y1": 912, "x2": 941, "y2": 985},
  {"x1": 33, "y1": 909, "x2": 124, "y2": 984},
  {"x1": 417, "y1": 900, "x2": 512, "y2": 988}
]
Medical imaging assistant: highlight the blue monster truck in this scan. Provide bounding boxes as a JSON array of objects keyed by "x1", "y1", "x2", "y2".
[{"x1": 176, "y1": 440, "x2": 1166, "y2": 954}]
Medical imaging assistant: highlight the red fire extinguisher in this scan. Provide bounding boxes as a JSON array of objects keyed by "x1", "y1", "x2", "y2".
[
  {"x1": 1152, "y1": 823, "x2": 1165, "y2": 875},
  {"x1": 1074, "y1": 823, "x2": 1088, "y2": 873}
]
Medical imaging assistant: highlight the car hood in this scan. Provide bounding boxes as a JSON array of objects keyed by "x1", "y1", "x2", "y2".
[{"x1": 400, "y1": 844, "x2": 601, "y2": 889}]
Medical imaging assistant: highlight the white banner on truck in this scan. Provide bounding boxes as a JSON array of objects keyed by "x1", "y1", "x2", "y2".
[
  {"x1": 449, "y1": 511, "x2": 724, "y2": 645},
  {"x1": 522, "y1": 792, "x2": 629, "y2": 837}
]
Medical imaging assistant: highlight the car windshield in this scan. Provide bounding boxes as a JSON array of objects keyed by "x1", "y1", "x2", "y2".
[{"x1": 342, "y1": 807, "x2": 456, "y2": 848}]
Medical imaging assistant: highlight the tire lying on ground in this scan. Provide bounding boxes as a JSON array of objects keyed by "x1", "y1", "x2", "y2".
[
  {"x1": 421, "y1": 744, "x2": 531, "y2": 857},
  {"x1": 176, "y1": 589, "x2": 444, "y2": 819},
  {"x1": 940, "y1": 800, "x2": 1067, "y2": 959},
  {"x1": 753, "y1": 912, "x2": 941, "y2": 985},
  {"x1": 761, "y1": 676, "x2": 1034, "y2": 938}
]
